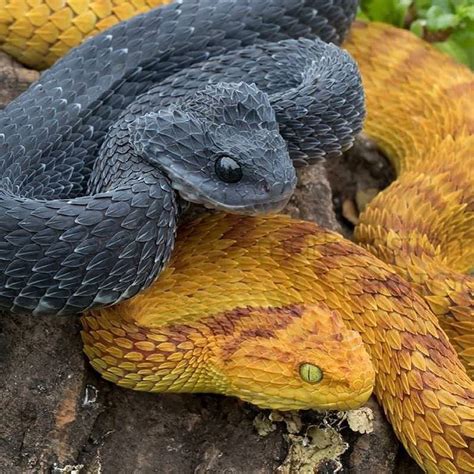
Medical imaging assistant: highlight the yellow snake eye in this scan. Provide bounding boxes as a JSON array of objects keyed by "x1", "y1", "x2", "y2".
[{"x1": 299, "y1": 363, "x2": 323, "y2": 384}]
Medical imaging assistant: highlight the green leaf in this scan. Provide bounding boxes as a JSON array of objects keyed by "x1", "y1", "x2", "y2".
[
  {"x1": 356, "y1": 7, "x2": 371, "y2": 21},
  {"x1": 434, "y1": 39, "x2": 469, "y2": 65},
  {"x1": 434, "y1": 27, "x2": 474, "y2": 68},
  {"x1": 410, "y1": 19, "x2": 426, "y2": 35},
  {"x1": 449, "y1": 26, "x2": 474, "y2": 67},
  {"x1": 426, "y1": 6, "x2": 460, "y2": 29},
  {"x1": 456, "y1": 5, "x2": 474, "y2": 21},
  {"x1": 360, "y1": 0, "x2": 412, "y2": 26},
  {"x1": 431, "y1": 0, "x2": 454, "y2": 13},
  {"x1": 360, "y1": 0, "x2": 474, "y2": 70},
  {"x1": 414, "y1": 0, "x2": 433, "y2": 16}
]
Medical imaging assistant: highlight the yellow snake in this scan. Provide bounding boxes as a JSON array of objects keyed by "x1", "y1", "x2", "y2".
[
  {"x1": 1, "y1": 2, "x2": 473, "y2": 473},
  {"x1": 0, "y1": 0, "x2": 170, "y2": 69}
]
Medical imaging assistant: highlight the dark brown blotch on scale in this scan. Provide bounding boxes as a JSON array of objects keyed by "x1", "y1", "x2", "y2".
[
  {"x1": 203, "y1": 307, "x2": 254, "y2": 337},
  {"x1": 241, "y1": 328, "x2": 276, "y2": 340},
  {"x1": 220, "y1": 217, "x2": 262, "y2": 244},
  {"x1": 279, "y1": 221, "x2": 323, "y2": 256},
  {"x1": 398, "y1": 46, "x2": 431, "y2": 73},
  {"x1": 318, "y1": 239, "x2": 369, "y2": 260},
  {"x1": 206, "y1": 305, "x2": 305, "y2": 337},
  {"x1": 444, "y1": 80, "x2": 474, "y2": 102},
  {"x1": 414, "y1": 185, "x2": 460, "y2": 217},
  {"x1": 369, "y1": 273, "x2": 416, "y2": 300},
  {"x1": 350, "y1": 20, "x2": 369, "y2": 30},
  {"x1": 216, "y1": 305, "x2": 306, "y2": 358},
  {"x1": 383, "y1": 274, "x2": 415, "y2": 297}
]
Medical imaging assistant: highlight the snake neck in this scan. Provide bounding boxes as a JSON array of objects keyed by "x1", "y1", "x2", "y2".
[{"x1": 82, "y1": 309, "x2": 218, "y2": 395}]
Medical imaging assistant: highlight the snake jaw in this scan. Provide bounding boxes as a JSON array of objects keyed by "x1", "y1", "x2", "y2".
[
  {"x1": 223, "y1": 383, "x2": 374, "y2": 412},
  {"x1": 170, "y1": 175, "x2": 296, "y2": 215}
]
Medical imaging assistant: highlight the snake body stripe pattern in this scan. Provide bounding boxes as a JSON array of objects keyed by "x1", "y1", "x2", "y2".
[
  {"x1": 81, "y1": 16, "x2": 473, "y2": 474},
  {"x1": 346, "y1": 23, "x2": 474, "y2": 378},
  {"x1": 84, "y1": 212, "x2": 474, "y2": 473},
  {"x1": 0, "y1": 0, "x2": 364, "y2": 315},
  {"x1": 0, "y1": 1, "x2": 473, "y2": 473}
]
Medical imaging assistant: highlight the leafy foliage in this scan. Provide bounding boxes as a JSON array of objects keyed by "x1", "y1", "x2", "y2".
[{"x1": 358, "y1": 0, "x2": 474, "y2": 69}]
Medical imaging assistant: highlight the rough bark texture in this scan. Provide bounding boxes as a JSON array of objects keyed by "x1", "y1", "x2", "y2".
[
  {"x1": 0, "y1": 54, "x2": 421, "y2": 473},
  {"x1": 0, "y1": 52, "x2": 39, "y2": 108},
  {"x1": 286, "y1": 163, "x2": 342, "y2": 233}
]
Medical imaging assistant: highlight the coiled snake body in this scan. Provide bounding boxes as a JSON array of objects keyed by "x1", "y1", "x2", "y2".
[
  {"x1": 0, "y1": 0, "x2": 363, "y2": 315},
  {"x1": 0, "y1": 0, "x2": 473, "y2": 473}
]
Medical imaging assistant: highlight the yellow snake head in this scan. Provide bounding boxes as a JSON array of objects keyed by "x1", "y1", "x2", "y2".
[
  {"x1": 83, "y1": 301, "x2": 375, "y2": 412},
  {"x1": 213, "y1": 304, "x2": 375, "y2": 411}
]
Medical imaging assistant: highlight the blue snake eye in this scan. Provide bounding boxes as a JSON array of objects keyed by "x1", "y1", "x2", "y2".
[{"x1": 215, "y1": 156, "x2": 242, "y2": 183}]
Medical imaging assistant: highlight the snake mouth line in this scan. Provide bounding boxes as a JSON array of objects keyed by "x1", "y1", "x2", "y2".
[
  {"x1": 229, "y1": 385, "x2": 374, "y2": 412},
  {"x1": 169, "y1": 173, "x2": 295, "y2": 215},
  {"x1": 200, "y1": 193, "x2": 293, "y2": 215}
]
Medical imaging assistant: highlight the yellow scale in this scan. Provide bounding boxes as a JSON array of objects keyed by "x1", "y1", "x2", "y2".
[{"x1": 0, "y1": 0, "x2": 171, "y2": 68}]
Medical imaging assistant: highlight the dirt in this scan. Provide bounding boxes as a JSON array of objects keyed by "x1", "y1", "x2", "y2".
[{"x1": 325, "y1": 135, "x2": 395, "y2": 238}]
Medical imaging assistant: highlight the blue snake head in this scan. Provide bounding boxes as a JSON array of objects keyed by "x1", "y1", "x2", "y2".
[{"x1": 130, "y1": 82, "x2": 297, "y2": 214}]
